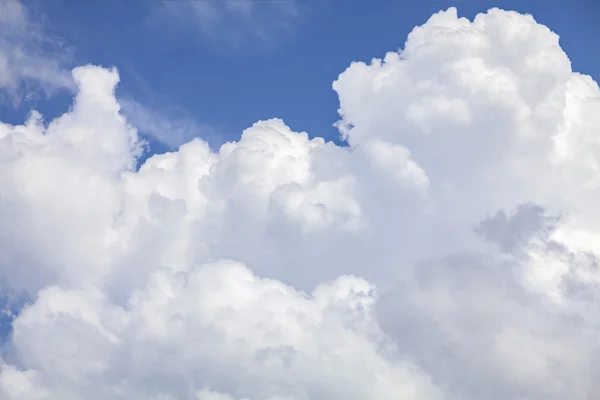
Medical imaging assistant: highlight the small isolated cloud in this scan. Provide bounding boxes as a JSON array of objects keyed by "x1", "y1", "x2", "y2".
[
  {"x1": 0, "y1": 0, "x2": 74, "y2": 104},
  {"x1": 152, "y1": 0, "x2": 301, "y2": 49},
  {"x1": 1, "y1": 5, "x2": 600, "y2": 400}
]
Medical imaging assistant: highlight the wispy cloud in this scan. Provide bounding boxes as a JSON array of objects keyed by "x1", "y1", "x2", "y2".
[
  {"x1": 0, "y1": 0, "x2": 220, "y2": 151},
  {"x1": 0, "y1": 0, "x2": 74, "y2": 105},
  {"x1": 148, "y1": 0, "x2": 302, "y2": 49},
  {"x1": 120, "y1": 97, "x2": 222, "y2": 150}
]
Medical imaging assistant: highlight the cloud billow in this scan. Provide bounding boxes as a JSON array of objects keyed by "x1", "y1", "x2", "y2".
[{"x1": 0, "y1": 6, "x2": 599, "y2": 400}]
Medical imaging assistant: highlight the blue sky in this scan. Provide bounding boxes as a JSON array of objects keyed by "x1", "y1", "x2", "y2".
[{"x1": 2, "y1": 0, "x2": 598, "y2": 158}]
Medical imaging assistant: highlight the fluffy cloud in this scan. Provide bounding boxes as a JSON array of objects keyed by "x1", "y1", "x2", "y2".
[{"x1": 0, "y1": 6, "x2": 599, "y2": 400}]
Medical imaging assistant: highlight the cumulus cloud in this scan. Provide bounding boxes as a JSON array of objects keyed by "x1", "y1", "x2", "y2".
[{"x1": 1, "y1": 5, "x2": 599, "y2": 400}]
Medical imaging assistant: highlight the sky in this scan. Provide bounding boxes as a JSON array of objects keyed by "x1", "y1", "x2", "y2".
[
  {"x1": 1, "y1": 0, "x2": 598, "y2": 153},
  {"x1": 1, "y1": 0, "x2": 600, "y2": 399}
]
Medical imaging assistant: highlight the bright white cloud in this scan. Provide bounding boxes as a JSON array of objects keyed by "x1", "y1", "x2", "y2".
[{"x1": 0, "y1": 5, "x2": 599, "y2": 400}]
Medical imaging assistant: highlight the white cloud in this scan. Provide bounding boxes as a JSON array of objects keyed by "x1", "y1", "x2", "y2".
[
  {"x1": 0, "y1": 5, "x2": 599, "y2": 400},
  {"x1": 3, "y1": 261, "x2": 441, "y2": 399}
]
